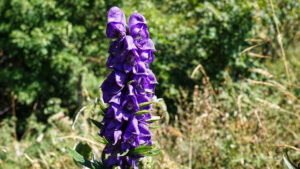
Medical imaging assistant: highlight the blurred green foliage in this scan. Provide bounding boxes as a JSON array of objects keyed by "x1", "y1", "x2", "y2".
[
  {"x1": 0, "y1": 0, "x2": 123, "y2": 124},
  {"x1": 1, "y1": 0, "x2": 300, "y2": 128}
]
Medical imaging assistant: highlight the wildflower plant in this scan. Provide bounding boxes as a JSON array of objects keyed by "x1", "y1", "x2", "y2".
[{"x1": 68, "y1": 7, "x2": 161, "y2": 169}]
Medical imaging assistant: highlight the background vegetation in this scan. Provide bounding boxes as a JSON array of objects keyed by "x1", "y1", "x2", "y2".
[{"x1": 0, "y1": 0, "x2": 299, "y2": 168}]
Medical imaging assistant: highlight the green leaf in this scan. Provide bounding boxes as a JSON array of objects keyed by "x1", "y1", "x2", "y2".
[
  {"x1": 88, "y1": 118, "x2": 103, "y2": 129},
  {"x1": 139, "y1": 101, "x2": 153, "y2": 109},
  {"x1": 99, "y1": 137, "x2": 109, "y2": 145},
  {"x1": 99, "y1": 108, "x2": 105, "y2": 115},
  {"x1": 135, "y1": 110, "x2": 153, "y2": 116},
  {"x1": 146, "y1": 116, "x2": 161, "y2": 123},
  {"x1": 149, "y1": 125, "x2": 162, "y2": 129},
  {"x1": 98, "y1": 98, "x2": 108, "y2": 112},
  {"x1": 130, "y1": 144, "x2": 161, "y2": 157},
  {"x1": 75, "y1": 142, "x2": 92, "y2": 159},
  {"x1": 131, "y1": 145, "x2": 153, "y2": 155},
  {"x1": 67, "y1": 147, "x2": 93, "y2": 168},
  {"x1": 144, "y1": 147, "x2": 161, "y2": 156}
]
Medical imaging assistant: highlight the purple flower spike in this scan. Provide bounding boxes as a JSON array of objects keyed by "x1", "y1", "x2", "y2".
[
  {"x1": 107, "y1": 7, "x2": 127, "y2": 39},
  {"x1": 100, "y1": 7, "x2": 158, "y2": 169}
]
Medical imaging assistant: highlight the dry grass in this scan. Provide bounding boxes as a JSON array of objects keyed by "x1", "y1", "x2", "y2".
[{"x1": 154, "y1": 62, "x2": 299, "y2": 168}]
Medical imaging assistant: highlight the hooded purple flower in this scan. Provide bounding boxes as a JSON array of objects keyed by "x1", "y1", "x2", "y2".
[
  {"x1": 106, "y1": 7, "x2": 127, "y2": 38},
  {"x1": 100, "y1": 71, "x2": 126, "y2": 104},
  {"x1": 129, "y1": 13, "x2": 149, "y2": 42},
  {"x1": 100, "y1": 6, "x2": 158, "y2": 169}
]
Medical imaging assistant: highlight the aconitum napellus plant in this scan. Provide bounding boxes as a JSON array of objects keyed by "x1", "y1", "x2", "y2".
[{"x1": 99, "y1": 7, "x2": 158, "y2": 169}]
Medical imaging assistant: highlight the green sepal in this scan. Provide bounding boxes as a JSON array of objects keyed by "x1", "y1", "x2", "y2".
[
  {"x1": 127, "y1": 80, "x2": 135, "y2": 85},
  {"x1": 120, "y1": 149, "x2": 130, "y2": 156}
]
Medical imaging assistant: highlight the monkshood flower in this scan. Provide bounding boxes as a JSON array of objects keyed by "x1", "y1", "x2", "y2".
[
  {"x1": 99, "y1": 7, "x2": 158, "y2": 169},
  {"x1": 106, "y1": 7, "x2": 126, "y2": 38}
]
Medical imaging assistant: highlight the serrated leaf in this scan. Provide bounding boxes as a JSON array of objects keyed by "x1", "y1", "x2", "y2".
[
  {"x1": 67, "y1": 147, "x2": 93, "y2": 168},
  {"x1": 88, "y1": 118, "x2": 103, "y2": 129}
]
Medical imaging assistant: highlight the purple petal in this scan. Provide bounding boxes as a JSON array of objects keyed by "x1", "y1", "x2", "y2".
[
  {"x1": 129, "y1": 13, "x2": 146, "y2": 27},
  {"x1": 106, "y1": 23, "x2": 126, "y2": 39},
  {"x1": 106, "y1": 7, "x2": 126, "y2": 38},
  {"x1": 130, "y1": 24, "x2": 149, "y2": 41},
  {"x1": 124, "y1": 36, "x2": 137, "y2": 51},
  {"x1": 115, "y1": 71, "x2": 126, "y2": 87},
  {"x1": 107, "y1": 154, "x2": 121, "y2": 167},
  {"x1": 108, "y1": 7, "x2": 126, "y2": 24},
  {"x1": 129, "y1": 13, "x2": 149, "y2": 41},
  {"x1": 133, "y1": 61, "x2": 147, "y2": 75},
  {"x1": 107, "y1": 39, "x2": 125, "y2": 70},
  {"x1": 123, "y1": 50, "x2": 139, "y2": 73},
  {"x1": 124, "y1": 118, "x2": 140, "y2": 140},
  {"x1": 146, "y1": 69, "x2": 157, "y2": 84},
  {"x1": 113, "y1": 130, "x2": 122, "y2": 145},
  {"x1": 139, "y1": 50, "x2": 154, "y2": 67},
  {"x1": 100, "y1": 71, "x2": 126, "y2": 103},
  {"x1": 140, "y1": 39, "x2": 156, "y2": 51}
]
